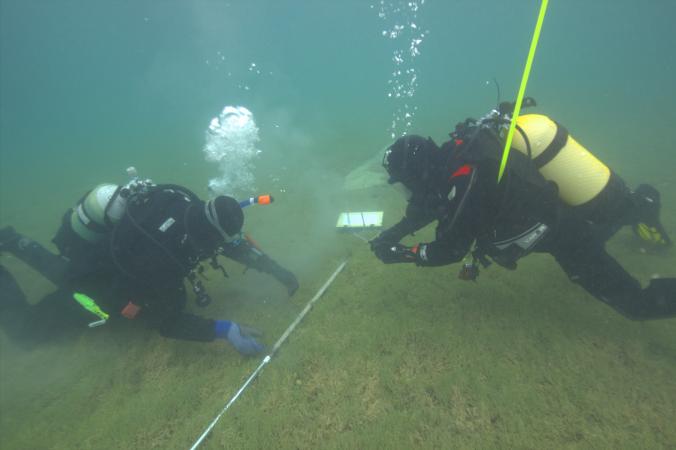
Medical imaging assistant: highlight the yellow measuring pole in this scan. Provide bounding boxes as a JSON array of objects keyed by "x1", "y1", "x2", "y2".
[{"x1": 497, "y1": 0, "x2": 549, "y2": 182}]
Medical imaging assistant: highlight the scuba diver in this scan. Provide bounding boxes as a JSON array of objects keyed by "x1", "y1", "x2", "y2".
[
  {"x1": 369, "y1": 100, "x2": 675, "y2": 320},
  {"x1": 0, "y1": 169, "x2": 299, "y2": 355}
]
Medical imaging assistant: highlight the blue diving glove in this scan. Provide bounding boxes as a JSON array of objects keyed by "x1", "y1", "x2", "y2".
[{"x1": 214, "y1": 320, "x2": 264, "y2": 356}]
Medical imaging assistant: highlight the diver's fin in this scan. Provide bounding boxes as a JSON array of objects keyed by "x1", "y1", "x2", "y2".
[
  {"x1": 633, "y1": 222, "x2": 672, "y2": 247},
  {"x1": 0, "y1": 226, "x2": 19, "y2": 252},
  {"x1": 631, "y1": 184, "x2": 672, "y2": 248}
]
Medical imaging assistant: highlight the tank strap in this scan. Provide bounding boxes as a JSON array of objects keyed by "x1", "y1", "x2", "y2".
[
  {"x1": 75, "y1": 202, "x2": 108, "y2": 234},
  {"x1": 102, "y1": 185, "x2": 124, "y2": 228},
  {"x1": 532, "y1": 122, "x2": 568, "y2": 169}
]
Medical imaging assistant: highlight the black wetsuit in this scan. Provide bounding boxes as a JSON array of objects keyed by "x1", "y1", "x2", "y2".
[
  {"x1": 0, "y1": 186, "x2": 274, "y2": 346},
  {"x1": 378, "y1": 131, "x2": 676, "y2": 320}
]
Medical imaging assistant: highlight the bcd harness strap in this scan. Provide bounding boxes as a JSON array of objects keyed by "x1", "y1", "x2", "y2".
[
  {"x1": 492, "y1": 222, "x2": 549, "y2": 252},
  {"x1": 75, "y1": 198, "x2": 108, "y2": 235},
  {"x1": 531, "y1": 122, "x2": 568, "y2": 169}
]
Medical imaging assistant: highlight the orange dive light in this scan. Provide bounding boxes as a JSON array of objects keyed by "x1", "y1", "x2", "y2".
[
  {"x1": 239, "y1": 194, "x2": 274, "y2": 208},
  {"x1": 257, "y1": 194, "x2": 272, "y2": 205}
]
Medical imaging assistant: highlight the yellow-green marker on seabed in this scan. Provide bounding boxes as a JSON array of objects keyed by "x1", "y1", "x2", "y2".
[{"x1": 73, "y1": 292, "x2": 110, "y2": 327}]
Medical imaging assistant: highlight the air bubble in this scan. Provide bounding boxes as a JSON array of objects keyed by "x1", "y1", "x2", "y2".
[{"x1": 203, "y1": 106, "x2": 260, "y2": 196}]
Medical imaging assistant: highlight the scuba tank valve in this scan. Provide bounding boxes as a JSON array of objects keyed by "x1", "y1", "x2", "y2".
[{"x1": 119, "y1": 166, "x2": 156, "y2": 204}]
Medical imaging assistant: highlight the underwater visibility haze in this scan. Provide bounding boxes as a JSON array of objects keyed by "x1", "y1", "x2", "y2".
[{"x1": 1, "y1": 0, "x2": 675, "y2": 448}]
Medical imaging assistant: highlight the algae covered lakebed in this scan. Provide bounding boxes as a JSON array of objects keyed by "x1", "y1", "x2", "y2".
[{"x1": 1, "y1": 0, "x2": 676, "y2": 448}]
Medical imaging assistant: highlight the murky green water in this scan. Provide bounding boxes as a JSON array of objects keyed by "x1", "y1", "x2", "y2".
[{"x1": 1, "y1": 1, "x2": 675, "y2": 448}]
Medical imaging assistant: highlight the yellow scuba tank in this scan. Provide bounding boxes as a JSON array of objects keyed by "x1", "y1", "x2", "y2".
[{"x1": 510, "y1": 114, "x2": 610, "y2": 206}]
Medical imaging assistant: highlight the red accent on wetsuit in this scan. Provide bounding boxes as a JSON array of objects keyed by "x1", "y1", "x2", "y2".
[
  {"x1": 450, "y1": 164, "x2": 472, "y2": 179},
  {"x1": 121, "y1": 301, "x2": 141, "y2": 319}
]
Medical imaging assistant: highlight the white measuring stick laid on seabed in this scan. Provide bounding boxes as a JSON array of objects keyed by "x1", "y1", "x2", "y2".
[{"x1": 189, "y1": 260, "x2": 348, "y2": 450}]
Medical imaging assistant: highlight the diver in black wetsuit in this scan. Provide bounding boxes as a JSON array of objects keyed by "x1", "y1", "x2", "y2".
[
  {"x1": 0, "y1": 178, "x2": 299, "y2": 354},
  {"x1": 370, "y1": 105, "x2": 675, "y2": 320}
]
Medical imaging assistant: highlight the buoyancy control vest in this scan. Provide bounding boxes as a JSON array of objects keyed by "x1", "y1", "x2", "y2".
[
  {"x1": 110, "y1": 185, "x2": 203, "y2": 284},
  {"x1": 448, "y1": 115, "x2": 560, "y2": 269}
]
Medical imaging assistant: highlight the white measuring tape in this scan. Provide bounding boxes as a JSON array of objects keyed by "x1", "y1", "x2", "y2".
[{"x1": 189, "y1": 260, "x2": 348, "y2": 450}]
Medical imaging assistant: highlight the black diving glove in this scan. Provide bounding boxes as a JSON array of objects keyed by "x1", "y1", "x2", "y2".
[
  {"x1": 259, "y1": 255, "x2": 299, "y2": 296},
  {"x1": 372, "y1": 242, "x2": 418, "y2": 264},
  {"x1": 369, "y1": 233, "x2": 398, "y2": 255}
]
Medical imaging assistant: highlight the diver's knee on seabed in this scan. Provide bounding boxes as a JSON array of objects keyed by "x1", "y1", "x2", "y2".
[{"x1": 609, "y1": 278, "x2": 676, "y2": 320}]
